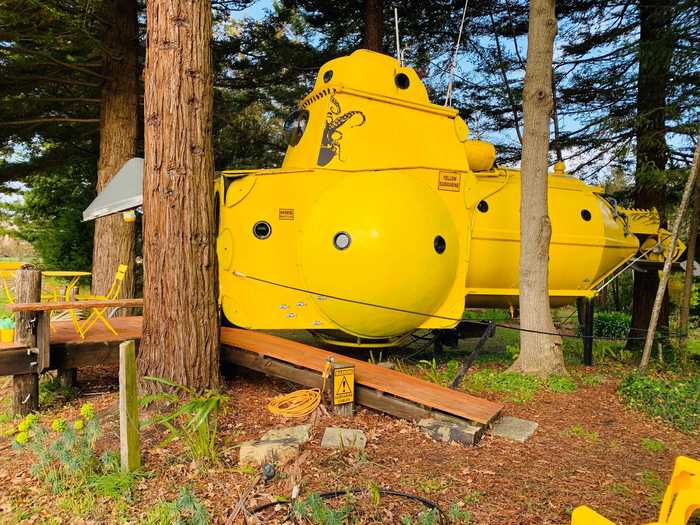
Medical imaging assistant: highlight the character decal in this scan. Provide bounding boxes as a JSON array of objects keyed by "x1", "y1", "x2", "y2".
[{"x1": 317, "y1": 95, "x2": 366, "y2": 166}]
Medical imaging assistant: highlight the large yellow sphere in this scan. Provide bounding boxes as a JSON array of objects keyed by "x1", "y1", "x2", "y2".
[{"x1": 299, "y1": 172, "x2": 459, "y2": 338}]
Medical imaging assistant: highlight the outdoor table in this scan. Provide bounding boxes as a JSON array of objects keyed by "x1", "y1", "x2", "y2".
[{"x1": 42, "y1": 271, "x2": 91, "y2": 301}]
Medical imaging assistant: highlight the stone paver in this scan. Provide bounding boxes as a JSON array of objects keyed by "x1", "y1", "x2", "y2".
[
  {"x1": 417, "y1": 418, "x2": 483, "y2": 446},
  {"x1": 489, "y1": 416, "x2": 538, "y2": 443},
  {"x1": 262, "y1": 424, "x2": 311, "y2": 444},
  {"x1": 239, "y1": 438, "x2": 299, "y2": 465},
  {"x1": 321, "y1": 427, "x2": 367, "y2": 449}
]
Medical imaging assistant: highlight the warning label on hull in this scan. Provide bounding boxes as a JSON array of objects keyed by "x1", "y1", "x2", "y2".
[{"x1": 438, "y1": 171, "x2": 461, "y2": 192}]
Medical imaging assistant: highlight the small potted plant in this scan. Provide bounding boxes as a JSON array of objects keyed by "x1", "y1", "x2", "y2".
[{"x1": 0, "y1": 317, "x2": 15, "y2": 342}]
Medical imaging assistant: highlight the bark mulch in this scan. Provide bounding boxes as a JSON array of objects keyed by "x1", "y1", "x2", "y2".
[{"x1": 0, "y1": 363, "x2": 697, "y2": 524}]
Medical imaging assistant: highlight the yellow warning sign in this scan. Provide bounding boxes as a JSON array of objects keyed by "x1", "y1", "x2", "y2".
[{"x1": 333, "y1": 366, "x2": 354, "y2": 405}]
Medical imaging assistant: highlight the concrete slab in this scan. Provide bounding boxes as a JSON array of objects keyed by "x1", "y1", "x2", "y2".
[
  {"x1": 239, "y1": 438, "x2": 299, "y2": 465},
  {"x1": 489, "y1": 416, "x2": 538, "y2": 443}
]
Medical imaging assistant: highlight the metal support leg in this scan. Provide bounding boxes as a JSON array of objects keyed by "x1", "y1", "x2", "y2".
[{"x1": 582, "y1": 298, "x2": 594, "y2": 366}]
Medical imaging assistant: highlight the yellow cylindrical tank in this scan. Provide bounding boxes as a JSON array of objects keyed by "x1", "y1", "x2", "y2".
[{"x1": 464, "y1": 140, "x2": 496, "y2": 172}]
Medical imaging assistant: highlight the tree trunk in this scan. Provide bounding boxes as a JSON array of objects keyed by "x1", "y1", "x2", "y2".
[
  {"x1": 640, "y1": 135, "x2": 700, "y2": 371},
  {"x1": 363, "y1": 0, "x2": 383, "y2": 52},
  {"x1": 679, "y1": 180, "x2": 700, "y2": 339},
  {"x1": 92, "y1": 0, "x2": 138, "y2": 299},
  {"x1": 510, "y1": 0, "x2": 566, "y2": 378},
  {"x1": 627, "y1": 0, "x2": 674, "y2": 348},
  {"x1": 139, "y1": 0, "x2": 219, "y2": 390}
]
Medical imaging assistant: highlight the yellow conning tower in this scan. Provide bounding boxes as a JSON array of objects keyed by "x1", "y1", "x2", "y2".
[{"x1": 215, "y1": 49, "x2": 679, "y2": 345}]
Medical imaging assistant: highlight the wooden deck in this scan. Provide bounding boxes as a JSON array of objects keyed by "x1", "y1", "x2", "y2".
[{"x1": 0, "y1": 317, "x2": 503, "y2": 425}]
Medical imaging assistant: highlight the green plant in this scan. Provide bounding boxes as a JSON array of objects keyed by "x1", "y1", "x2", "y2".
[
  {"x1": 39, "y1": 374, "x2": 78, "y2": 407},
  {"x1": 547, "y1": 375, "x2": 577, "y2": 393},
  {"x1": 464, "y1": 369, "x2": 542, "y2": 402},
  {"x1": 641, "y1": 437, "x2": 667, "y2": 453},
  {"x1": 505, "y1": 344, "x2": 520, "y2": 360},
  {"x1": 640, "y1": 470, "x2": 666, "y2": 504},
  {"x1": 416, "y1": 358, "x2": 459, "y2": 386},
  {"x1": 141, "y1": 377, "x2": 228, "y2": 463},
  {"x1": 144, "y1": 487, "x2": 210, "y2": 525},
  {"x1": 416, "y1": 477, "x2": 444, "y2": 494},
  {"x1": 417, "y1": 508, "x2": 440, "y2": 525},
  {"x1": 462, "y1": 491, "x2": 482, "y2": 505},
  {"x1": 567, "y1": 424, "x2": 599, "y2": 443},
  {"x1": 448, "y1": 503, "x2": 473, "y2": 524},
  {"x1": 292, "y1": 492, "x2": 351, "y2": 525},
  {"x1": 13, "y1": 404, "x2": 101, "y2": 493},
  {"x1": 619, "y1": 372, "x2": 700, "y2": 432}
]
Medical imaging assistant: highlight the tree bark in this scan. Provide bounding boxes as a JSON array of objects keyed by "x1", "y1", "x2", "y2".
[
  {"x1": 363, "y1": 0, "x2": 383, "y2": 52},
  {"x1": 92, "y1": 0, "x2": 138, "y2": 299},
  {"x1": 679, "y1": 179, "x2": 700, "y2": 339},
  {"x1": 627, "y1": 0, "x2": 675, "y2": 348},
  {"x1": 140, "y1": 0, "x2": 220, "y2": 390},
  {"x1": 510, "y1": 0, "x2": 566, "y2": 378},
  {"x1": 640, "y1": 135, "x2": 700, "y2": 371}
]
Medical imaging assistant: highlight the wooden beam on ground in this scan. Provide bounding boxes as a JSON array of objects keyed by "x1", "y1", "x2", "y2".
[
  {"x1": 222, "y1": 346, "x2": 460, "y2": 424},
  {"x1": 7, "y1": 298, "x2": 144, "y2": 312}
]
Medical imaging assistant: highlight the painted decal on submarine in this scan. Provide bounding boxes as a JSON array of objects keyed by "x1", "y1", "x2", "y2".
[{"x1": 317, "y1": 95, "x2": 366, "y2": 166}]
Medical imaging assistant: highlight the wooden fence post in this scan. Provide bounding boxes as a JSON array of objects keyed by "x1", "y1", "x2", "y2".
[
  {"x1": 12, "y1": 266, "x2": 41, "y2": 416},
  {"x1": 119, "y1": 340, "x2": 140, "y2": 472}
]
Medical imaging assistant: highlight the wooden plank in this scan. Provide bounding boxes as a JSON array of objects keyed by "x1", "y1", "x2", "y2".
[
  {"x1": 119, "y1": 340, "x2": 140, "y2": 472},
  {"x1": 222, "y1": 346, "x2": 437, "y2": 422},
  {"x1": 222, "y1": 328, "x2": 503, "y2": 425},
  {"x1": 36, "y1": 311, "x2": 50, "y2": 373},
  {"x1": 0, "y1": 348, "x2": 33, "y2": 375},
  {"x1": 50, "y1": 342, "x2": 123, "y2": 369},
  {"x1": 49, "y1": 316, "x2": 143, "y2": 345},
  {"x1": 8, "y1": 298, "x2": 144, "y2": 312}
]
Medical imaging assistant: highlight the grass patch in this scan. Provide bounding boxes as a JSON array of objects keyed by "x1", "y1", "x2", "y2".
[
  {"x1": 619, "y1": 373, "x2": 700, "y2": 432},
  {"x1": 641, "y1": 437, "x2": 667, "y2": 453},
  {"x1": 464, "y1": 370, "x2": 541, "y2": 402},
  {"x1": 567, "y1": 424, "x2": 599, "y2": 443},
  {"x1": 640, "y1": 470, "x2": 666, "y2": 504},
  {"x1": 547, "y1": 375, "x2": 578, "y2": 393}
]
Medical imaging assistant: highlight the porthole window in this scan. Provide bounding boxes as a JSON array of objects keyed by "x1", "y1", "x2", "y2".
[
  {"x1": 395, "y1": 73, "x2": 410, "y2": 89},
  {"x1": 283, "y1": 109, "x2": 310, "y2": 147},
  {"x1": 477, "y1": 200, "x2": 489, "y2": 213},
  {"x1": 434, "y1": 235, "x2": 446, "y2": 254},
  {"x1": 333, "y1": 232, "x2": 351, "y2": 250},
  {"x1": 253, "y1": 221, "x2": 271, "y2": 239},
  {"x1": 323, "y1": 70, "x2": 333, "y2": 83},
  {"x1": 581, "y1": 209, "x2": 592, "y2": 221}
]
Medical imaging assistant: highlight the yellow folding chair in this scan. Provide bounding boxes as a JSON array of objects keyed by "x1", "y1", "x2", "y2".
[
  {"x1": 572, "y1": 456, "x2": 700, "y2": 525},
  {"x1": 0, "y1": 262, "x2": 25, "y2": 303},
  {"x1": 73, "y1": 264, "x2": 128, "y2": 338}
]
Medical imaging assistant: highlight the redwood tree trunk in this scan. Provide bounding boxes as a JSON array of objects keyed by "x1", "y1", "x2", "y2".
[
  {"x1": 363, "y1": 0, "x2": 383, "y2": 52},
  {"x1": 627, "y1": 0, "x2": 674, "y2": 348},
  {"x1": 92, "y1": 0, "x2": 138, "y2": 298},
  {"x1": 140, "y1": 0, "x2": 219, "y2": 389},
  {"x1": 510, "y1": 0, "x2": 566, "y2": 378}
]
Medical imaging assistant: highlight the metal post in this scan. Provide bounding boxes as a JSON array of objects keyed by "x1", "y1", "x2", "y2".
[{"x1": 582, "y1": 297, "x2": 594, "y2": 366}]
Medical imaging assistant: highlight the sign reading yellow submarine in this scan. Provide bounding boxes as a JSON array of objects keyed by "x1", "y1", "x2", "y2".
[{"x1": 214, "y1": 49, "x2": 681, "y2": 348}]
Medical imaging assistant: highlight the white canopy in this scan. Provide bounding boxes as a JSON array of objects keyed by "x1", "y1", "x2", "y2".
[{"x1": 82, "y1": 157, "x2": 143, "y2": 221}]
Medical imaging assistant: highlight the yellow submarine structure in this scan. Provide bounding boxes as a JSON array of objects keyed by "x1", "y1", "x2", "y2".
[{"x1": 215, "y1": 50, "x2": 680, "y2": 347}]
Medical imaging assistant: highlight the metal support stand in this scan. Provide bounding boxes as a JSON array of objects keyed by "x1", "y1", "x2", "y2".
[
  {"x1": 450, "y1": 321, "x2": 495, "y2": 389},
  {"x1": 582, "y1": 298, "x2": 594, "y2": 366}
]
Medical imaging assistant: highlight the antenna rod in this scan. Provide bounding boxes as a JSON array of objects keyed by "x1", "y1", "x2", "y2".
[
  {"x1": 394, "y1": 8, "x2": 402, "y2": 66},
  {"x1": 445, "y1": 0, "x2": 469, "y2": 106}
]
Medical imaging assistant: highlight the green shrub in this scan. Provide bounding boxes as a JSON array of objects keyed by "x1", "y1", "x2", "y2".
[
  {"x1": 619, "y1": 373, "x2": 700, "y2": 432},
  {"x1": 142, "y1": 377, "x2": 228, "y2": 463},
  {"x1": 592, "y1": 311, "x2": 631, "y2": 339},
  {"x1": 640, "y1": 437, "x2": 667, "y2": 453}
]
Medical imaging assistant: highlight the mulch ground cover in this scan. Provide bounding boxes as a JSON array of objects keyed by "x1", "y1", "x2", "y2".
[{"x1": 0, "y1": 359, "x2": 697, "y2": 524}]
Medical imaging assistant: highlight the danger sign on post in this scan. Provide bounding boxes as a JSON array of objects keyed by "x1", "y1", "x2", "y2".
[{"x1": 333, "y1": 366, "x2": 355, "y2": 405}]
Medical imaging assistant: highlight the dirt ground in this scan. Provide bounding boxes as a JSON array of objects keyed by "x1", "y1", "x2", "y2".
[{"x1": 0, "y1": 353, "x2": 697, "y2": 524}]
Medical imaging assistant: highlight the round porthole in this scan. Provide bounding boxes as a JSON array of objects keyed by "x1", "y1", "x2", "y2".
[
  {"x1": 333, "y1": 231, "x2": 351, "y2": 250},
  {"x1": 434, "y1": 235, "x2": 446, "y2": 254},
  {"x1": 253, "y1": 221, "x2": 271, "y2": 239},
  {"x1": 477, "y1": 200, "x2": 489, "y2": 213},
  {"x1": 581, "y1": 209, "x2": 592, "y2": 221},
  {"x1": 395, "y1": 73, "x2": 410, "y2": 89},
  {"x1": 323, "y1": 70, "x2": 333, "y2": 83}
]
